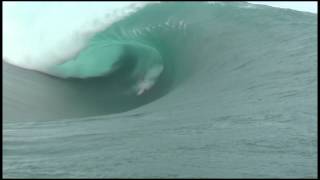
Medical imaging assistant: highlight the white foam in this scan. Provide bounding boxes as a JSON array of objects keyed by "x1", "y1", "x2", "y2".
[{"x1": 3, "y1": 2, "x2": 152, "y2": 72}]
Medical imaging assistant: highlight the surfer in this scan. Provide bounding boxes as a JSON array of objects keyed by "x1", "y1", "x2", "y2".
[
  {"x1": 135, "y1": 65, "x2": 163, "y2": 95},
  {"x1": 136, "y1": 79, "x2": 154, "y2": 95}
]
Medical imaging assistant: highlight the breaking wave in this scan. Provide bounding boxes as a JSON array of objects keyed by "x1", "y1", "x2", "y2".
[{"x1": 3, "y1": 2, "x2": 317, "y2": 178}]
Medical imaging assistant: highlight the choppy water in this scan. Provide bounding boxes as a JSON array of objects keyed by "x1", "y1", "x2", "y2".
[{"x1": 3, "y1": 2, "x2": 317, "y2": 178}]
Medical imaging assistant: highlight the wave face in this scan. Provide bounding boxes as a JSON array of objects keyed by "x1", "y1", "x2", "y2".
[{"x1": 3, "y1": 2, "x2": 317, "y2": 178}]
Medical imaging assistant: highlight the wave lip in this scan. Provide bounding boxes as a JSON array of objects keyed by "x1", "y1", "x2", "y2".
[{"x1": 3, "y1": 1, "x2": 153, "y2": 71}]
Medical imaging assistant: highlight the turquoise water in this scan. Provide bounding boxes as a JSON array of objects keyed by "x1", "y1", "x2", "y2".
[{"x1": 3, "y1": 2, "x2": 317, "y2": 178}]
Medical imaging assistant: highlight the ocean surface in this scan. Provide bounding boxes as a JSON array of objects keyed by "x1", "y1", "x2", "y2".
[{"x1": 3, "y1": 2, "x2": 317, "y2": 178}]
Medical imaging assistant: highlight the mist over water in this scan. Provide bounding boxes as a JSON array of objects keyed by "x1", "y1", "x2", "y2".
[{"x1": 3, "y1": 2, "x2": 317, "y2": 178}]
